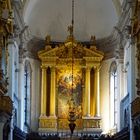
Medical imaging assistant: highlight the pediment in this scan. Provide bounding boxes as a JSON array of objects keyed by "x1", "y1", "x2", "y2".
[{"x1": 38, "y1": 40, "x2": 104, "y2": 62}]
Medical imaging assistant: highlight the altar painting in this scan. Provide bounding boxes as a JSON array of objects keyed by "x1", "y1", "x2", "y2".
[{"x1": 57, "y1": 68, "x2": 82, "y2": 119}]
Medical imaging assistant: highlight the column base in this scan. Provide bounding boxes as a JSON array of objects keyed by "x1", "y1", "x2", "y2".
[
  {"x1": 40, "y1": 114, "x2": 47, "y2": 118},
  {"x1": 82, "y1": 116, "x2": 101, "y2": 128},
  {"x1": 49, "y1": 115, "x2": 57, "y2": 119},
  {"x1": 38, "y1": 117, "x2": 102, "y2": 133},
  {"x1": 94, "y1": 115, "x2": 102, "y2": 120},
  {"x1": 82, "y1": 114, "x2": 91, "y2": 118},
  {"x1": 39, "y1": 116, "x2": 57, "y2": 132}
]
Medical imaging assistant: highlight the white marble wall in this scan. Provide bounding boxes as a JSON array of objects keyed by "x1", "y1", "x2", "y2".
[
  {"x1": 16, "y1": 57, "x2": 41, "y2": 131},
  {"x1": 7, "y1": 39, "x2": 19, "y2": 140},
  {"x1": 124, "y1": 42, "x2": 136, "y2": 140},
  {"x1": 100, "y1": 58, "x2": 115, "y2": 133},
  {"x1": 100, "y1": 49, "x2": 131, "y2": 134},
  {"x1": 29, "y1": 58, "x2": 41, "y2": 131}
]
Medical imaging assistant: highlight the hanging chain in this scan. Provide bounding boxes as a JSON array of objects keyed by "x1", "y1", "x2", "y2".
[
  {"x1": 72, "y1": 0, "x2": 74, "y2": 32},
  {"x1": 71, "y1": 0, "x2": 74, "y2": 97}
]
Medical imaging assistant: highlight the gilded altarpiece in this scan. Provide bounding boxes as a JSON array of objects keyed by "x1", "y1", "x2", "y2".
[
  {"x1": 38, "y1": 37, "x2": 104, "y2": 132},
  {"x1": 57, "y1": 68, "x2": 82, "y2": 119}
]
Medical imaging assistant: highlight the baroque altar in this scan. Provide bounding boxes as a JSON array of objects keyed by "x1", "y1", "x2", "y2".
[{"x1": 38, "y1": 34, "x2": 104, "y2": 134}]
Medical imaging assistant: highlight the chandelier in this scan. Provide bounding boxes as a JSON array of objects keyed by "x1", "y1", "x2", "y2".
[{"x1": 68, "y1": 0, "x2": 77, "y2": 136}]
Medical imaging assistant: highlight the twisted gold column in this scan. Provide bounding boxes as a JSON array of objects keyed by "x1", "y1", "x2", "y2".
[
  {"x1": 85, "y1": 67, "x2": 91, "y2": 117},
  {"x1": 50, "y1": 67, "x2": 56, "y2": 117},
  {"x1": 40, "y1": 66, "x2": 47, "y2": 116}
]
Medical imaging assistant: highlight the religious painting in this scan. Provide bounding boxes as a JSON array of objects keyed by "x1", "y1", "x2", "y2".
[{"x1": 57, "y1": 67, "x2": 82, "y2": 119}]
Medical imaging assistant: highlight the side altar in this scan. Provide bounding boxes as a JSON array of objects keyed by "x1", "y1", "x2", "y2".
[{"x1": 38, "y1": 34, "x2": 104, "y2": 134}]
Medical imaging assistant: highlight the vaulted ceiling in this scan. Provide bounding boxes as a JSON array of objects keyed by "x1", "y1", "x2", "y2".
[{"x1": 23, "y1": 0, "x2": 121, "y2": 42}]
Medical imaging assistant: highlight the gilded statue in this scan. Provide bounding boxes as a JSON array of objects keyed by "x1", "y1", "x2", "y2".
[
  {"x1": 90, "y1": 35, "x2": 96, "y2": 45},
  {"x1": 45, "y1": 35, "x2": 52, "y2": 50},
  {"x1": 90, "y1": 35, "x2": 97, "y2": 50}
]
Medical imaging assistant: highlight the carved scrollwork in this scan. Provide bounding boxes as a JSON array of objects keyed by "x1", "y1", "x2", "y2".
[{"x1": 0, "y1": 0, "x2": 13, "y2": 93}]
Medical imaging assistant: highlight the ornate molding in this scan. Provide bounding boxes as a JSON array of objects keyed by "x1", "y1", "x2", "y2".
[
  {"x1": 38, "y1": 38, "x2": 104, "y2": 68},
  {"x1": 39, "y1": 117, "x2": 101, "y2": 131},
  {"x1": 0, "y1": 0, "x2": 13, "y2": 95}
]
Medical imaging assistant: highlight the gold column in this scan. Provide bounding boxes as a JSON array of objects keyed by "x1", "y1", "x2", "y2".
[
  {"x1": 82, "y1": 68, "x2": 86, "y2": 116},
  {"x1": 90, "y1": 68, "x2": 95, "y2": 116},
  {"x1": 94, "y1": 67, "x2": 100, "y2": 117},
  {"x1": 50, "y1": 67, "x2": 56, "y2": 117},
  {"x1": 40, "y1": 66, "x2": 47, "y2": 116},
  {"x1": 85, "y1": 67, "x2": 91, "y2": 117},
  {"x1": 7, "y1": 0, "x2": 12, "y2": 10}
]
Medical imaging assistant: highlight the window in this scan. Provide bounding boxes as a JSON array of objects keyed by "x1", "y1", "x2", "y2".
[
  {"x1": 13, "y1": 108, "x2": 17, "y2": 126},
  {"x1": 24, "y1": 60, "x2": 31, "y2": 132},
  {"x1": 110, "y1": 61, "x2": 117, "y2": 128}
]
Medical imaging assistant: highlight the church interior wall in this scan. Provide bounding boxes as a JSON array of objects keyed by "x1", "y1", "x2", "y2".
[
  {"x1": 100, "y1": 58, "x2": 115, "y2": 133},
  {"x1": 18, "y1": 61, "x2": 26, "y2": 131},
  {"x1": 0, "y1": 0, "x2": 139, "y2": 139},
  {"x1": 11, "y1": 57, "x2": 41, "y2": 132},
  {"x1": 7, "y1": 40, "x2": 20, "y2": 137},
  {"x1": 29, "y1": 58, "x2": 41, "y2": 131}
]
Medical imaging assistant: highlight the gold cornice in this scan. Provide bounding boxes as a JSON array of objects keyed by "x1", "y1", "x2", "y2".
[
  {"x1": 83, "y1": 57, "x2": 103, "y2": 62},
  {"x1": 38, "y1": 36, "x2": 104, "y2": 68},
  {"x1": 65, "y1": 39, "x2": 77, "y2": 47},
  {"x1": 38, "y1": 47, "x2": 59, "y2": 60}
]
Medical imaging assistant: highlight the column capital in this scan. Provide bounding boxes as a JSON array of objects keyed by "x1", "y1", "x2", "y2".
[
  {"x1": 85, "y1": 66, "x2": 92, "y2": 71},
  {"x1": 94, "y1": 66, "x2": 101, "y2": 72},
  {"x1": 50, "y1": 66, "x2": 56, "y2": 71},
  {"x1": 41, "y1": 65, "x2": 47, "y2": 69},
  {"x1": 116, "y1": 58, "x2": 123, "y2": 64},
  {"x1": 7, "y1": 38, "x2": 15, "y2": 45}
]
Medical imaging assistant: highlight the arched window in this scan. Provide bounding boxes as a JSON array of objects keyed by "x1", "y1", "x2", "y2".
[
  {"x1": 14, "y1": 47, "x2": 19, "y2": 97},
  {"x1": 24, "y1": 60, "x2": 31, "y2": 132},
  {"x1": 13, "y1": 108, "x2": 17, "y2": 126},
  {"x1": 109, "y1": 61, "x2": 117, "y2": 128}
]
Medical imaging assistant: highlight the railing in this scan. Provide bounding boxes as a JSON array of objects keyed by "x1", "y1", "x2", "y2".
[
  {"x1": 113, "y1": 127, "x2": 129, "y2": 140},
  {"x1": 0, "y1": 95, "x2": 13, "y2": 116},
  {"x1": 13, "y1": 126, "x2": 26, "y2": 140}
]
